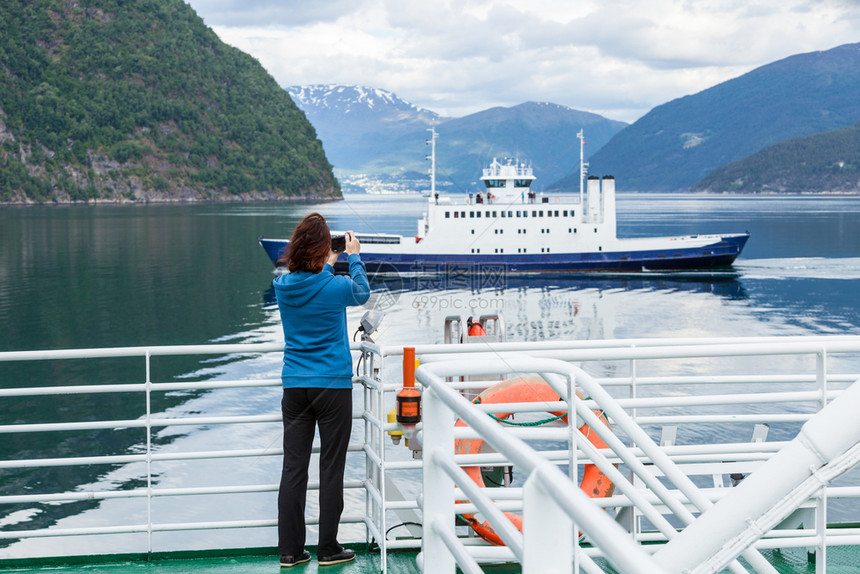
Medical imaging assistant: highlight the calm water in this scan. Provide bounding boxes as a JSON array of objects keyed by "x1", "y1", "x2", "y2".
[{"x1": 2, "y1": 193, "x2": 860, "y2": 555}]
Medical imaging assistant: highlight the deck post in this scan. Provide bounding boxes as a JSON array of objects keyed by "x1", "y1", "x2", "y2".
[
  {"x1": 523, "y1": 469, "x2": 573, "y2": 573},
  {"x1": 421, "y1": 385, "x2": 456, "y2": 573}
]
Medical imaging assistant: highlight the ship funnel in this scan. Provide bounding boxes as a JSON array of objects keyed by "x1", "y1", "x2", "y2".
[
  {"x1": 587, "y1": 176, "x2": 601, "y2": 222},
  {"x1": 602, "y1": 176, "x2": 616, "y2": 236}
]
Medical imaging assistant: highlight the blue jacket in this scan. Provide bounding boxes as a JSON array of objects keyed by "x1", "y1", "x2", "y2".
[{"x1": 273, "y1": 254, "x2": 371, "y2": 389}]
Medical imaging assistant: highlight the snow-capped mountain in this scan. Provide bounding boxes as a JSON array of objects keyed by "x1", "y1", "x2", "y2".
[
  {"x1": 288, "y1": 85, "x2": 439, "y2": 119},
  {"x1": 286, "y1": 84, "x2": 627, "y2": 189}
]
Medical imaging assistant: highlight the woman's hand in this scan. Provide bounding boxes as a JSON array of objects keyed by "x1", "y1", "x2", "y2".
[
  {"x1": 345, "y1": 231, "x2": 360, "y2": 255},
  {"x1": 326, "y1": 250, "x2": 340, "y2": 266}
]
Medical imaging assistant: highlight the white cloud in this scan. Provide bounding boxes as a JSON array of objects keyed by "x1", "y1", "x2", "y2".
[{"x1": 185, "y1": 0, "x2": 860, "y2": 122}]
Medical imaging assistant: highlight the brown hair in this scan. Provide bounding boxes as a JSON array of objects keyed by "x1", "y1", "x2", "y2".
[{"x1": 277, "y1": 212, "x2": 331, "y2": 273}]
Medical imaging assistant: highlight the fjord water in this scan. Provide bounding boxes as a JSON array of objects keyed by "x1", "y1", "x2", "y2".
[{"x1": 2, "y1": 193, "x2": 860, "y2": 555}]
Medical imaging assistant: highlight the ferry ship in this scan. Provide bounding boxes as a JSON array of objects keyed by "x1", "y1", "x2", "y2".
[{"x1": 259, "y1": 130, "x2": 749, "y2": 273}]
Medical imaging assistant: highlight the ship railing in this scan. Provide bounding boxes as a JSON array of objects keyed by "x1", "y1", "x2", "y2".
[
  {"x1": 416, "y1": 357, "x2": 669, "y2": 574},
  {"x1": 0, "y1": 343, "x2": 374, "y2": 558},
  {"x1": 2, "y1": 336, "x2": 860, "y2": 571},
  {"x1": 358, "y1": 335, "x2": 860, "y2": 574}
]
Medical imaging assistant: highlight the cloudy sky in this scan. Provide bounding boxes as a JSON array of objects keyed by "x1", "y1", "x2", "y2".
[{"x1": 184, "y1": 0, "x2": 859, "y2": 123}]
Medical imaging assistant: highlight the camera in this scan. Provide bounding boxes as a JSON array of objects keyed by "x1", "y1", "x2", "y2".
[{"x1": 331, "y1": 234, "x2": 346, "y2": 252}]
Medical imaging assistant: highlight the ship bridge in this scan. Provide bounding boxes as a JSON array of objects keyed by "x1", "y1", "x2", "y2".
[{"x1": 481, "y1": 159, "x2": 535, "y2": 198}]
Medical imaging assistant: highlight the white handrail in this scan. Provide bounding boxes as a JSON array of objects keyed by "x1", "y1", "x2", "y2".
[
  {"x1": 417, "y1": 359, "x2": 670, "y2": 574},
  {"x1": 4, "y1": 336, "x2": 860, "y2": 570},
  {"x1": 654, "y1": 377, "x2": 860, "y2": 573},
  {"x1": 0, "y1": 342, "x2": 369, "y2": 556}
]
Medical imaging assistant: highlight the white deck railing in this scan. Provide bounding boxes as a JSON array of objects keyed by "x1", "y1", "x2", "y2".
[
  {"x1": 0, "y1": 343, "x2": 370, "y2": 553},
  {"x1": 3, "y1": 335, "x2": 860, "y2": 573},
  {"x1": 360, "y1": 335, "x2": 860, "y2": 574}
]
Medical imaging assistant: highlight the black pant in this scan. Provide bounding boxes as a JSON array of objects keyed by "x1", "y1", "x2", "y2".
[{"x1": 278, "y1": 387, "x2": 352, "y2": 557}]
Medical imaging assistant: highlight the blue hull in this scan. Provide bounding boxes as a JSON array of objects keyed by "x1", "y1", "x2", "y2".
[{"x1": 259, "y1": 234, "x2": 749, "y2": 274}]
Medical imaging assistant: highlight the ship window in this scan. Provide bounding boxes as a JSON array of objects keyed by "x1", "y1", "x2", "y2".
[
  {"x1": 548, "y1": 211, "x2": 553, "y2": 217},
  {"x1": 539, "y1": 211, "x2": 544, "y2": 217},
  {"x1": 471, "y1": 229, "x2": 475, "y2": 234},
  {"x1": 492, "y1": 211, "x2": 497, "y2": 218},
  {"x1": 485, "y1": 179, "x2": 505, "y2": 188},
  {"x1": 599, "y1": 246, "x2": 602, "y2": 251},
  {"x1": 461, "y1": 211, "x2": 466, "y2": 218},
  {"x1": 532, "y1": 211, "x2": 537, "y2": 217},
  {"x1": 516, "y1": 211, "x2": 521, "y2": 217},
  {"x1": 574, "y1": 228, "x2": 577, "y2": 233},
  {"x1": 476, "y1": 211, "x2": 481, "y2": 218},
  {"x1": 515, "y1": 179, "x2": 532, "y2": 188},
  {"x1": 569, "y1": 210, "x2": 575, "y2": 217},
  {"x1": 554, "y1": 211, "x2": 559, "y2": 216},
  {"x1": 594, "y1": 228, "x2": 597, "y2": 233},
  {"x1": 563, "y1": 210, "x2": 568, "y2": 216},
  {"x1": 453, "y1": 212, "x2": 458, "y2": 218},
  {"x1": 501, "y1": 211, "x2": 506, "y2": 218},
  {"x1": 523, "y1": 211, "x2": 528, "y2": 218},
  {"x1": 470, "y1": 211, "x2": 475, "y2": 218},
  {"x1": 569, "y1": 228, "x2": 572, "y2": 233},
  {"x1": 508, "y1": 211, "x2": 513, "y2": 217},
  {"x1": 445, "y1": 211, "x2": 450, "y2": 218},
  {"x1": 500, "y1": 248, "x2": 504, "y2": 253}
]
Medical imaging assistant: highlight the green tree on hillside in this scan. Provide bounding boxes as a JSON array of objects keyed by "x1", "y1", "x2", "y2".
[{"x1": 0, "y1": 0, "x2": 339, "y2": 202}]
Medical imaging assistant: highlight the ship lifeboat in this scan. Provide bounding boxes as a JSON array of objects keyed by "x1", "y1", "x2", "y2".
[{"x1": 454, "y1": 376, "x2": 614, "y2": 545}]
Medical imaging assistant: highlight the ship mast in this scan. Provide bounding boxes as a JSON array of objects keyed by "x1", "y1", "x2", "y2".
[
  {"x1": 426, "y1": 128, "x2": 437, "y2": 195},
  {"x1": 577, "y1": 129, "x2": 588, "y2": 207}
]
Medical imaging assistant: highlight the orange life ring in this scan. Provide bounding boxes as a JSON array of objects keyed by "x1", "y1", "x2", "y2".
[
  {"x1": 468, "y1": 323, "x2": 487, "y2": 337},
  {"x1": 454, "y1": 376, "x2": 614, "y2": 546}
]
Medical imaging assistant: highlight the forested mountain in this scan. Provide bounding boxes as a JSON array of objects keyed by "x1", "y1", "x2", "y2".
[
  {"x1": 0, "y1": 0, "x2": 338, "y2": 203},
  {"x1": 287, "y1": 86, "x2": 627, "y2": 190},
  {"x1": 567, "y1": 43, "x2": 860, "y2": 191},
  {"x1": 691, "y1": 121, "x2": 860, "y2": 194}
]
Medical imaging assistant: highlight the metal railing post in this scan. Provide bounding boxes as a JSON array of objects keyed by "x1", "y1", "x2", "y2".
[
  {"x1": 420, "y1": 385, "x2": 456, "y2": 573},
  {"x1": 523, "y1": 469, "x2": 572, "y2": 573},
  {"x1": 815, "y1": 348, "x2": 828, "y2": 574},
  {"x1": 378, "y1": 350, "x2": 388, "y2": 574},
  {"x1": 144, "y1": 349, "x2": 153, "y2": 553}
]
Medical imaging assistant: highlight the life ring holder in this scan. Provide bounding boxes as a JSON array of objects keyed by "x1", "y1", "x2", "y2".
[{"x1": 454, "y1": 376, "x2": 615, "y2": 546}]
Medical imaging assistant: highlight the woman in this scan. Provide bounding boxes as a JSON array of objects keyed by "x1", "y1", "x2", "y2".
[{"x1": 272, "y1": 213, "x2": 370, "y2": 567}]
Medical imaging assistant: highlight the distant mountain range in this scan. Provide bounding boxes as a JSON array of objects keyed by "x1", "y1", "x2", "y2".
[
  {"x1": 691, "y1": 121, "x2": 860, "y2": 193},
  {"x1": 287, "y1": 85, "x2": 627, "y2": 191},
  {"x1": 287, "y1": 85, "x2": 443, "y2": 174},
  {"x1": 573, "y1": 43, "x2": 860, "y2": 191}
]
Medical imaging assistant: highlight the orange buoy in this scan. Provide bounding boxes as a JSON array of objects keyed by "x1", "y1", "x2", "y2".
[
  {"x1": 467, "y1": 317, "x2": 487, "y2": 337},
  {"x1": 454, "y1": 376, "x2": 614, "y2": 545}
]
